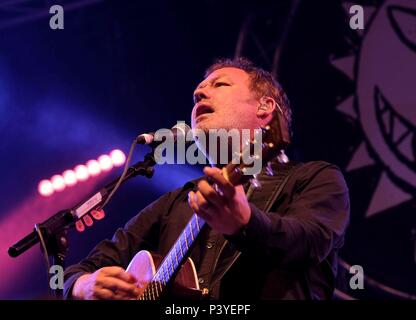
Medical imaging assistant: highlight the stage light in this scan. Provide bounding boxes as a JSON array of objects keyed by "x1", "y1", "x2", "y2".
[
  {"x1": 37, "y1": 150, "x2": 126, "y2": 196},
  {"x1": 86, "y1": 160, "x2": 101, "y2": 176},
  {"x1": 63, "y1": 170, "x2": 77, "y2": 186},
  {"x1": 51, "y1": 175, "x2": 65, "y2": 191},
  {"x1": 38, "y1": 180, "x2": 54, "y2": 197},
  {"x1": 75, "y1": 164, "x2": 89, "y2": 181},
  {"x1": 98, "y1": 154, "x2": 113, "y2": 171},
  {"x1": 110, "y1": 149, "x2": 126, "y2": 167}
]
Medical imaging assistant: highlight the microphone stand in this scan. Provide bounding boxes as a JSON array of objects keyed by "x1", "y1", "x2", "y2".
[{"x1": 8, "y1": 151, "x2": 156, "y2": 299}]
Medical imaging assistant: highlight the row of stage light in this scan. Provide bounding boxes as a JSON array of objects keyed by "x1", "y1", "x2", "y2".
[{"x1": 38, "y1": 149, "x2": 126, "y2": 197}]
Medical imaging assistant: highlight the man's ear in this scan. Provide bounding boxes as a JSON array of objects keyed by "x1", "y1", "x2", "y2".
[{"x1": 256, "y1": 96, "x2": 276, "y2": 120}]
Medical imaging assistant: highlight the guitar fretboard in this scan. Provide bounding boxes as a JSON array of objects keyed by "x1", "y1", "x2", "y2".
[{"x1": 139, "y1": 213, "x2": 206, "y2": 300}]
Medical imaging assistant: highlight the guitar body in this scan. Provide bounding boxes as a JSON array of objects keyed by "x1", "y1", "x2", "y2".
[{"x1": 126, "y1": 250, "x2": 204, "y2": 299}]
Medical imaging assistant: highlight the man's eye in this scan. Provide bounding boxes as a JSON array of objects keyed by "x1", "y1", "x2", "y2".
[{"x1": 214, "y1": 82, "x2": 230, "y2": 87}]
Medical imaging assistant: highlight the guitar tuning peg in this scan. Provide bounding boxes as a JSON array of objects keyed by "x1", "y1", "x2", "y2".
[
  {"x1": 75, "y1": 220, "x2": 85, "y2": 232},
  {"x1": 277, "y1": 150, "x2": 289, "y2": 164},
  {"x1": 266, "y1": 161, "x2": 274, "y2": 176},
  {"x1": 82, "y1": 214, "x2": 94, "y2": 227},
  {"x1": 91, "y1": 209, "x2": 106, "y2": 220},
  {"x1": 250, "y1": 176, "x2": 262, "y2": 189}
]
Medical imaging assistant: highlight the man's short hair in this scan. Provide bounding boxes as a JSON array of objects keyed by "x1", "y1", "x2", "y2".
[{"x1": 205, "y1": 57, "x2": 292, "y2": 137}]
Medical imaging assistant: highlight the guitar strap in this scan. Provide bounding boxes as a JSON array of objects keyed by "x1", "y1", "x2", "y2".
[
  {"x1": 207, "y1": 160, "x2": 301, "y2": 298},
  {"x1": 247, "y1": 160, "x2": 300, "y2": 212}
]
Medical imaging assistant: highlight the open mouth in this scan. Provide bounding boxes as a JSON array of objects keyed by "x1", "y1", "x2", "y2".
[
  {"x1": 375, "y1": 86, "x2": 416, "y2": 170},
  {"x1": 195, "y1": 104, "x2": 215, "y2": 119}
]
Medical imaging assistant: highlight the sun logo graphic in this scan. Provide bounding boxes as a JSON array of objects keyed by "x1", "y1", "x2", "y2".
[{"x1": 333, "y1": 0, "x2": 416, "y2": 217}]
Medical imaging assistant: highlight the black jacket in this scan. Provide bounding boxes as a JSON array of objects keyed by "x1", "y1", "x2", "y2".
[{"x1": 64, "y1": 160, "x2": 350, "y2": 299}]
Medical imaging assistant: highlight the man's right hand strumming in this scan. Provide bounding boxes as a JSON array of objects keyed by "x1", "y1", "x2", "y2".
[{"x1": 72, "y1": 266, "x2": 141, "y2": 300}]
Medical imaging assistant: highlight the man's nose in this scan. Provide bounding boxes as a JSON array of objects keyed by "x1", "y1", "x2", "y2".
[{"x1": 193, "y1": 87, "x2": 209, "y2": 104}]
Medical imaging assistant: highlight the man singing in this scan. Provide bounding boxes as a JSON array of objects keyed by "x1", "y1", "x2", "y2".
[{"x1": 64, "y1": 58, "x2": 350, "y2": 300}]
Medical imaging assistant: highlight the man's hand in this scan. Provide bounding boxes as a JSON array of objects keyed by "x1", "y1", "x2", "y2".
[
  {"x1": 72, "y1": 266, "x2": 141, "y2": 300},
  {"x1": 188, "y1": 166, "x2": 251, "y2": 235}
]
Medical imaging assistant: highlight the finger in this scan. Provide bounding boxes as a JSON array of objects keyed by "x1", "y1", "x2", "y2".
[
  {"x1": 195, "y1": 190, "x2": 221, "y2": 219},
  {"x1": 197, "y1": 180, "x2": 226, "y2": 209},
  {"x1": 189, "y1": 190, "x2": 211, "y2": 214},
  {"x1": 188, "y1": 191, "x2": 199, "y2": 212},
  {"x1": 101, "y1": 266, "x2": 137, "y2": 283},
  {"x1": 114, "y1": 271, "x2": 137, "y2": 284},
  {"x1": 188, "y1": 191, "x2": 213, "y2": 224},
  {"x1": 92, "y1": 288, "x2": 114, "y2": 300},
  {"x1": 113, "y1": 289, "x2": 137, "y2": 300},
  {"x1": 194, "y1": 207, "x2": 213, "y2": 225},
  {"x1": 195, "y1": 190, "x2": 211, "y2": 212},
  {"x1": 203, "y1": 167, "x2": 235, "y2": 198},
  {"x1": 94, "y1": 288, "x2": 133, "y2": 300},
  {"x1": 99, "y1": 277, "x2": 140, "y2": 296}
]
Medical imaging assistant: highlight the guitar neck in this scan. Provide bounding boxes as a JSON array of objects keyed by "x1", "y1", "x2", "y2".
[{"x1": 141, "y1": 213, "x2": 206, "y2": 299}]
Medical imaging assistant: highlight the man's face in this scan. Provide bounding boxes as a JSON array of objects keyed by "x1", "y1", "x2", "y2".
[{"x1": 191, "y1": 67, "x2": 261, "y2": 132}]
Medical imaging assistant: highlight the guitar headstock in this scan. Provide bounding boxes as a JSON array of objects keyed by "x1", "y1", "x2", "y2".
[{"x1": 224, "y1": 111, "x2": 291, "y2": 187}]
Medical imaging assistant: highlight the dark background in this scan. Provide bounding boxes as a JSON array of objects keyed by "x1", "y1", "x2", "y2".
[{"x1": 0, "y1": 0, "x2": 414, "y2": 299}]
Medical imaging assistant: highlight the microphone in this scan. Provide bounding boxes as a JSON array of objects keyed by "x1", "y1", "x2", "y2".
[{"x1": 136, "y1": 122, "x2": 191, "y2": 147}]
